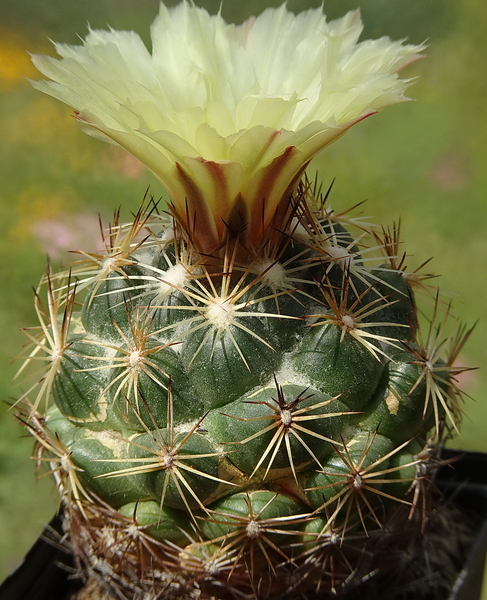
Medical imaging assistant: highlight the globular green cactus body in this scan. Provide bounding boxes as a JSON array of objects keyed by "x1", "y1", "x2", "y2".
[
  {"x1": 48, "y1": 218, "x2": 427, "y2": 516},
  {"x1": 20, "y1": 186, "x2": 468, "y2": 599}
]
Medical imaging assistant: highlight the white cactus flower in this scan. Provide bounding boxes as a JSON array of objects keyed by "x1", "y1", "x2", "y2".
[{"x1": 31, "y1": 1, "x2": 424, "y2": 254}]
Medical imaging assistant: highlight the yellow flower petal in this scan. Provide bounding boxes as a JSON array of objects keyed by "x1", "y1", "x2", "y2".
[{"x1": 31, "y1": 1, "x2": 425, "y2": 253}]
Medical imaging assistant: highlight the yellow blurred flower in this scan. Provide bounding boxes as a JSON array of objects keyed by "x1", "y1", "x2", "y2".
[
  {"x1": 10, "y1": 185, "x2": 77, "y2": 242},
  {"x1": 0, "y1": 30, "x2": 37, "y2": 89},
  {"x1": 31, "y1": 2, "x2": 424, "y2": 254}
]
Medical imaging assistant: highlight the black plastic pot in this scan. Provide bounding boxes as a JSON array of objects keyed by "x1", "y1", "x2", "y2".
[
  {"x1": 1, "y1": 449, "x2": 487, "y2": 600},
  {"x1": 438, "y1": 449, "x2": 487, "y2": 600}
]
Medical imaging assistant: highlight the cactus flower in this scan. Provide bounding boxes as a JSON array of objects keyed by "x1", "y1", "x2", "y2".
[{"x1": 31, "y1": 1, "x2": 424, "y2": 254}]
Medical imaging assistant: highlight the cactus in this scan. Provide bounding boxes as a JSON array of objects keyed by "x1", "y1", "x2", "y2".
[{"x1": 17, "y1": 3, "x2": 473, "y2": 599}]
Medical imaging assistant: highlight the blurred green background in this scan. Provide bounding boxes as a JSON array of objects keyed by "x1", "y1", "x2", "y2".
[{"x1": 1, "y1": 0, "x2": 486, "y2": 593}]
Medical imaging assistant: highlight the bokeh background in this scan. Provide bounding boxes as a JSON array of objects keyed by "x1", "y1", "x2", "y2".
[{"x1": 1, "y1": 0, "x2": 486, "y2": 593}]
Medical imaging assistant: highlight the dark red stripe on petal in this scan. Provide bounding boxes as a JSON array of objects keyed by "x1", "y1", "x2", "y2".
[
  {"x1": 174, "y1": 162, "x2": 220, "y2": 254},
  {"x1": 248, "y1": 146, "x2": 299, "y2": 241}
]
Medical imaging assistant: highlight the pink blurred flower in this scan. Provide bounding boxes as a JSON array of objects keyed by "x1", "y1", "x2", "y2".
[{"x1": 32, "y1": 213, "x2": 103, "y2": 260}]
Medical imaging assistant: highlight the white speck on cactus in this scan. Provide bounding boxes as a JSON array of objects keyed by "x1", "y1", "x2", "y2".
[
  {"x1": 127, "y1": 523, "x2": 141, "y2": 538},
  {"x1": 341, "y1": 315, "x2": 355, "y2": 330},
  {"x1": 102, "y1": 257, "x2": 120, "y2": 273},
  {"x1": 353, "y1": 473, "x2": 364, "y2": 490},
  {"x1": 326, "y1": 245, "x2": 355, "y2": 265},
  {"x1": 330, "y1": 532, "x2": 340, "y2": 545},
  {"x1": 205, "y1": 560, "x2": 221, "y2": 576},
  {"x1": 246, "y1": 519, "x2": 261, "y2": 539},
  {"x1": 206, "y1": 298, "x2": 236, "y2": 330},
  {"x1": 50, "y1": 349, "x2": 62, "y2": 364},
  {"x1": 60, "y1": 453, "x2": 73, "y2": 472},
  {"x1": 87, "y1": 430, "x2": 127, "y2": 457},
  {"x1": 280, "y1": 409, "x2": 293, "y2": 427},
  {"x1": 159, "y1": 226, "x2": 174, "y2": 245},
  {"x1": 256, "y1": 260, "x2": 287, "y2": 289},
  {"x1": 160, "y1": 449, "x2": 175, "y2": 469},
  {"x1": 275, "y1": 357, "x2": 313, "y2": 391},
  {"x1": 159, "y1": 263, "x2": 188, "y2": 294},
  {"x1": 127, "y1": 350, "x2": 143, "y2": 369},
  {"x1": 290, "y1": 220, "x2": 310, "y2": 242}
]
